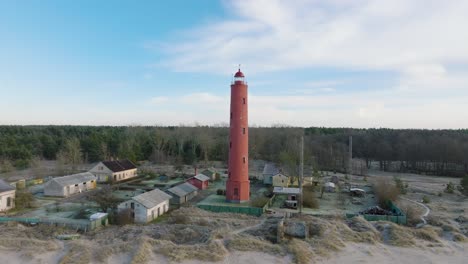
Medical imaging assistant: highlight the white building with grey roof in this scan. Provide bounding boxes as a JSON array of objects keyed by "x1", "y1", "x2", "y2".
[
  {"x1": 118, "y1": 188, "x2": 171, "y2": 223},
  {"x1": 44, "y1": 172, "x2": 97, "y2": 197},
  {"x1": 0, "y1": 179, "x2": 15, "y2": 212},
  {"x1": 165, "y1": 182, "x2": 198, "y2": 205}
]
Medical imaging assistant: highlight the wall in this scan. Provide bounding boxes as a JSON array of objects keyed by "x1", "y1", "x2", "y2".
[
  {"x1": 111, "y1": 168, "x2": 138, "y2": 182},
  {"x1": 89, "y1": 162, "x2": 138, "y2": 183},
  {"x1": 263, "y1": 174, "x2": 273, "y2": 185},
  {"x1": 0, "y1": 190, "x2": 15, "y2": 211},
  {"x1": 89, "y1": 162, "x2": 113, "y2": 182},
  {"x1": 119, "y1": 199, "x2": 169, "y2": 223},
  {"x1": 44, "y1": 179, "x2": 96, "y2": 197},
  {"x1": 44, "y1": 181, "x2": 66, "y2": 197}
]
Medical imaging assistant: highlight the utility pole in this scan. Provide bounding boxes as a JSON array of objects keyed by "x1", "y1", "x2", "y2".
[
  {"x1": 299, "y1": 136, "x2": 304, "y2": 215},
  {"x1": 348, "y1": 135, "x2": 353, "y2": 174}
]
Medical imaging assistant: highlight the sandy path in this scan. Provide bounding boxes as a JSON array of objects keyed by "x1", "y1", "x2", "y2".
[{"x1": 401, "y1": 197, "x2": 430, "y2": 226}]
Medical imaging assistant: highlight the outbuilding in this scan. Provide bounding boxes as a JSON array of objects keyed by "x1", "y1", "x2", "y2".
[
  {"x1": 89, "y1": 159, "x2": 137, "y2": 183},
  {"x1": 324, "y1": 182, "x2": 336, "y2": 192},
  {"x1": 117, "y1": 188, "x2": 171, "y2": 223},
  {"x1": 272, "y1": 173, "x2": 289, "y2": 187},
  {"x1": 44, "y1": 172, "x2": 97, "y2": 197},
  {"x1": 0, "y1": 179, "x2": 15, "y2": 212},
  {"x1": 200, "y1": 168, "x2": 219, "y2": 181},
  {"x1": 263, "y1": 163, "x2": 280, "y2": 185},
  {"x1": 187, "y1": 174, "x2": 210, "y2": 190},
  {"x1": 166, "y1": 182, "x2": 198, "y2": 205}
]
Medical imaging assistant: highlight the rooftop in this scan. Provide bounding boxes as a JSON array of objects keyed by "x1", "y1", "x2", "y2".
[
  {"x1": 263, "y1": 163, "x2": 279, "y2": 175},
  {"x1": 0, "y1": 179, "x2": 15, "y2": 192},
  {"x1": 132, "y1": 188, "x2": 172, "y2": 209},
  {"x1": 273, "y1": 187, "x2": 300, "y2": 194},
  {"x1": 50, "y1": 172, "x2": 97, "y2": 187},
  {"x1": 166, "y1": 182, "x2": 198, "y2": 197},
  {"x1": 102, "y1": 159, "x2": 137, "y2": 172},
  {"x1": 193, "y1": 174, "x2": 210, "y2": 182}
]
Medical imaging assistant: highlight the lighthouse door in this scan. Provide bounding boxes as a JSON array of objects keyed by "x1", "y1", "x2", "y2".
[{"x1": 234, "y1": 188, "x2": 239, "y2": 199}]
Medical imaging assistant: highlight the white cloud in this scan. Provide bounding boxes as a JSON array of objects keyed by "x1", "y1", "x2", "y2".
[
  {"x1": 179, "y1": 92, "x2": 227, "y2": 104},
  {"x1": 149, "y1": 96, "x2": 169, "y2": 104},
  {"x1": 159, "y1": 0, "x2": 468, "y2": 74}
]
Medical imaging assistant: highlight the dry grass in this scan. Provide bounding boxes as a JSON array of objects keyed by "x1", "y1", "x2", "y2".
[
  {"x1": 59, "y1": 241, "x2": 92, "y2": 264},
  {"x1": 151, "y1": 239, "x2": 228, "y2": 262},
  {"x1": 413, "y1": 226, "x2": 442, "y2": 243},
  {"x1": 0, "y1": 237, "x2": 59, "y2": 251},
  {"x1": 374, "y1": 222, "x2": 416, "y2": 247},
  {"x1": 452, "y1": 232, "x2": 467, "y2": 242},
  {"x1": 374, "y1": 178, "x2": 400, "y2": 209},
  {"x1": 286, "y1": 238, "x2": 313, "y2": 264},
  {"x1": 226, "y1": 235, "x2": 285, "y2": 255},
  {"x1": 94, "y1": 242, "x2": 130, "y2": 263},
  {"x1": 131, "y1": 238, "x2": 153, "y2": 264}
]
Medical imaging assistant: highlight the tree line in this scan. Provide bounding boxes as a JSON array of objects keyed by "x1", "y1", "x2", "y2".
[{"x1": 0, "y1": 125, "x2": 467, "y2": 177}]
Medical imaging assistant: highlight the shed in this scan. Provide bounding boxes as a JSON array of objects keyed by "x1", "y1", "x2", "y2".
[
  {"x1": 273, "y1": 187, "x2": 300, "y2": 201},
  {"x1": 272, "y1": 173, "x2": 289, "y2": 187},
  {"x1": 0, "y1": 179, "x2": 16, "y2": 212},
  {"x1": 324, "y1": 182, "x2": 336, "y2": 192},
  {"x1": 200, "y1": 168, "x2": 219, "y2": 181},
  {"x1": 118, "y1": 188, "x2": 171, "y2": 223},
  {"x1": 44, "y1": 172, "x2": 97, "y2": 197},
  {"x1": 89, "y1": 159, "x2": 137, "y2": 183},
  {"x1": 166, "y1": 182, "x2": 198, "y2": 205},
  {"x1": 263, "y1": 163, "x2": 280, "y2": 185},
  {"x1": 187, "y1": 174, "x2": 210, "y2": 190}
]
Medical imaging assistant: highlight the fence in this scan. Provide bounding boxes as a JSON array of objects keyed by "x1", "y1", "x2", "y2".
[
  {"x1": 197, "y1": 194, "x2": 276, "y2": 217},
  {"x1": 0, "y1": 217, "x2": 107, "y2": 232},
  {"x1": 346, "y1": 201, "x2": 407, "y2": 224}
]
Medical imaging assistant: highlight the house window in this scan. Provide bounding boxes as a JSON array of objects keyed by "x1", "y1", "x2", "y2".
[
  {"x1": 242, "y1": 128, "x2": 245, "y2": 134},
  {"x1": 7, "y1": 197, "x2": 12, "y2": 207},
  {"x1": 75, "y1": 184, "x2": 78, "y2": 187},
  {"x1": 243, "y1": 98, "x2": 246, "y2": 104}
]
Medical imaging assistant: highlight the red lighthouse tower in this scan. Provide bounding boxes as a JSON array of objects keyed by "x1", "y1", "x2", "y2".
[{"x1": 226, "y1": 67, "x2": 250, "y2": 203}]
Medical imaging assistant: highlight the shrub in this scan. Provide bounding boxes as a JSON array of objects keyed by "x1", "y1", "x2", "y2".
[
  {"x1": 394, "y1": 177, "x2": 407, "y2": 194},
  {"x1": 117, "y1": 208, "x2": 134, "y2": 225},
  {"x1": 445, "y1": 182, "x2": 455, "y2": 193},
  {"x1": 422, "y1": 196, "x2": 430, "y2": 204},
  {"x1": 15, "y1": 191, "x2": 35, "y2": 210},
  {"x1": 303, "y1": 187, "x2": 319, "y2": 209},
  {"x1": 216, "y1": 189, "x2": 226, "y2": 195},
  {"x1": 171, "y1": 214, "x2": 190, "y2": 224},
  {"x1": 461, "y1": 175, "x2": 468, "y2": 196},
  {"x1": 374, "y1": 178, "x2": 400, "y2": 209},
  {"x1": 250, "y1": 197, "x2": 270, "y2": 208}
]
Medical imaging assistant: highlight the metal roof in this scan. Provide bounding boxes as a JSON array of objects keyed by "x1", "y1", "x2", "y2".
[
  {"x1": 102, "y1": 159, "x2": 136, "y2": 172},
  {"x1": 273, "y1": 187, "x2": 300, "y2": 194},
  {"x1": 0, "y1": 179, "x2": 15, "y2": 192},
  {"x1": 132, "y1": 188, "x2": 172, "y2": 209},
  {"x1": 193, "y1": 174, "x2": 210, "y2": 182},
  {"x1": 166, "y1": 182, "x2": 197, "y2": 197},
  {"x1": 263, "y1": 163, "x2": 279, "y2": 175},
  {"x1": 50, "y1": 172, "x2": 97, "y2": 187}
]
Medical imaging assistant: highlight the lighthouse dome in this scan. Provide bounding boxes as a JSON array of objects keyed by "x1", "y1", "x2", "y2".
[{"x1": 234, "y1": 70, "x2": 244, "y2": 78}]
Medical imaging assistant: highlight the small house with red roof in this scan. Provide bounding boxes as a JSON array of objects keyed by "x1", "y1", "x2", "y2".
[{"x1": 187, "y1": 174, "x2": 210, "y2": 190}]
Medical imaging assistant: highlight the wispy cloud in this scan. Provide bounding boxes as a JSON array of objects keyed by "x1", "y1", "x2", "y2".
[{"x1": 158, "y1": 0, "x2": 468, "y2": 74}]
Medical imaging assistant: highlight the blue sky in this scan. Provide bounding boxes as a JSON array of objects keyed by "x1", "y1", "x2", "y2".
[{"x1": 1, "y1": 0, "x2": 468, "y2": 128}]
